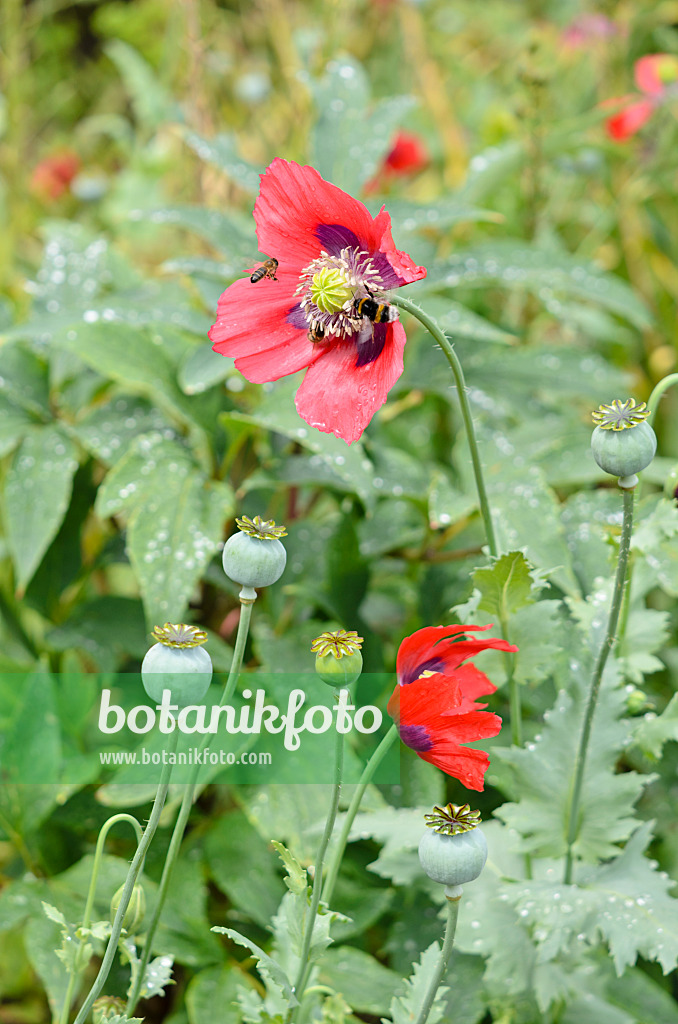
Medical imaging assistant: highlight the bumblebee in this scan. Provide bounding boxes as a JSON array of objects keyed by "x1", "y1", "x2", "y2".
[
  {"x1": 307, "y1": 323, "x2": 327, "y2": 344},
  {"x1": 250, "y1": 257, "x2": 279, "y2": 284},
  {"x1": 353, "y1": 291, "x2": 397, "y2": 324}
]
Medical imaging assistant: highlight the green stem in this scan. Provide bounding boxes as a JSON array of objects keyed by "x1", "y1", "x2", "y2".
[
  {"x1": 413, "y1": 892, "x2": 461, "y2": 1024},
  {"x1": 72, "y1": 731, "x2": 179, "y2": 1024},
  {"x1": 563, "y1": 486, "x2": 635, "y2": 885},
  {"x1": 499, "y1": 613, "x2": 521, "y2": 749},
  {"x1": 618, "y1": 375, "x2": 675, "y2": 643},
  {"x1": 82, "y1": 815, "x2": 143, "y2": 930},
  {"x1": 646, "y1": 373, "x2": 678, "y2": 428},
  {"x1": 289, "y1": 695, "x2": 344, "y2": 1023},
  {"x1": 322, "y1": 723, "x2": 398, "y2": 907},
  {"x1": 126, "y1": 596, "x2": 255, "y2": 1015},
  {"x1": 392, "y1": 294, "x2": 498, "y2": 558},
  {"x1": 60, "y1": 815, "x2": 142, "y2": 1024}
]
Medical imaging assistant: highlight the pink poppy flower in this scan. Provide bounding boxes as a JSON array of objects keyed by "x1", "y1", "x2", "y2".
[
  {"x1": 209, "y1": 158, "x2": 426, "y2": 444},
  {"x1": 562, "y1": 13, "x2": 618, "y2": 50},
  {"x1": 606, "y1": 54, "x2": 678, "y2": 141}
]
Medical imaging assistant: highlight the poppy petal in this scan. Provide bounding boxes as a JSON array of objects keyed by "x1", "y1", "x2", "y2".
[
  {"x1": 392, "y1": 675, "x2": 463, "y2": 733},
  {"x1": 417, "y1": 744, "x2": 492, "y2": 792},
  {"x1": 209, "y1": 276, "x2": 322, "y2": 382},
  {"x1": 606, "y1": 99, "x2": 654, "y2": 140},
  {"x1": 396, "y1": 624, "x2": 516, "y2": 684},
  {"x1": 635, "y1": 54, "x2": 678, "y2": 96},
  {"x1": 294, "y1": 320, "x2": 407, "y2": 444},
  {"x1": 254, "y1": 159, "x2": 390, "y2": 268}
]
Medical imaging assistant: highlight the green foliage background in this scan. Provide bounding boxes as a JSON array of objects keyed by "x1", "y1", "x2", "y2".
[{"x1": 0, "y1": 0, "x2": 677, "y2": 1022}]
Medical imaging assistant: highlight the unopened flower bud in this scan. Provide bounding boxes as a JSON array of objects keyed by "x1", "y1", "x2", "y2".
[
  {"x1": 626, "y1": 688, "x2": 653, "y2": 715},
  {"x1": 311, "y1": 629, "x2": 364, "y2": 687},
  {"x1": 222, "y1": 515, "x2": 287, "y2": 589},
  {"x1": 93, "y1": 997, "x2": 127, "y2": 1023},
  {"x1": 141, "y1": 623, "x2": 212, "y2": 706},
  {"x1": 664, "y1": 463, "x2": 678, "y2": 504},
  {"x1": 419, "y1": 804, "x2": 487, "y2": 887},
  {"x1": 591, "y1": 399, "x2": 656, "y2": 481},
  {"x1": 110, "y1": 882, "x2": 146, "y2": 934}
]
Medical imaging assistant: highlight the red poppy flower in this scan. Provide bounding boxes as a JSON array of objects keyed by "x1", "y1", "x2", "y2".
[
  {"x1": 209, "y1": 158, "x2": 426, "y2": 444},
  {"x1": 387, "y1": 625, "x2": 517, "y2": 791},
  {"x1": 30, "y1": 151, "x2": 81, "y2": 201},
  {"x1": 605, "y1": 54, "x2": 678, "y2": 141},
  {"x1": 364, "y1": 131, "x2": 429, "y2": 194}
]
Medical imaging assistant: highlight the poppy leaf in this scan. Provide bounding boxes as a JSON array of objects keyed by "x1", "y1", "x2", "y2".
[{"x1": 472, "y1": 550, "x2": 537, "y2": 619}]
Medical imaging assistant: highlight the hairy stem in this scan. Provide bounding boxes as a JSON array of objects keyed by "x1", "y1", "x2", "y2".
[
  {"x1": 322, "y1": 723, "x2": 399, "y2": 907},
  {"x1": 392, "y1": 294, "x2": 498, "y2": 558},
  {"x1": 60, "y1": 815, "x2": 142, "y2": 1024},
  {"x1": 126, "y1": 597, "x2": 255, "y2": 1015},
  {"x1": 289, "y1": 696, "x2": 345, "y2": 1022},
  {"x1": 563, "y1": 486, "x2": 635, "y2": 885},
  {"x1": 72, "y1": 731, "x2": 179, "y2": 1024}
]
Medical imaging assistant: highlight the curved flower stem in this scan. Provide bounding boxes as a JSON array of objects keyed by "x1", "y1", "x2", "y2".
[
  {"x1": 322, "y1": 723, "x2": 398, "y2": 907},
  {"x1": 646, "y1": 372, "x2": 678, "y2": 428},
  {"x1": 289, "y1": 694, "x2": 345, "y2": 1023},
  {"x1": 59, "y1": 815, "x2": 142, "y2": 1024},
  {"x1": 72, "y1": 730, "x2": 179, "y2": 1024},
  {"x1": 126, "y1": 595, "x2": 255, "y2": 1016},
  {"x1": 414, "y1": 889, "x2": 461, "y2": 1024},
  {"x1": 563, "y1": 486, "x2": 635, "y2": 885},
  {"x1": 392, "y1": 294, "x2": 498, "y2": 559}
]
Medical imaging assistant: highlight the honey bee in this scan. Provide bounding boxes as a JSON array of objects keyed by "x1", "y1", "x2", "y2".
[
  {"x1": 353, "y1": 289, "x2": 397, "y2": 324},
  {"x1": 250, "y1": 257, "x2": 279, "y2": 284}
]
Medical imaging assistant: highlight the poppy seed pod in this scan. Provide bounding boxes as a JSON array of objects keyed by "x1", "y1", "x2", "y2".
[
  {"x1": 591, "y1": 399, "x2": 657, "y2": 479},
  {"x1": 141, "y1": 623, "x2": 212, "y2": 706},
  {"x1": 311, "y1": 629, "x2": 364, "y2": 687},
  {"x1": 222, "y1": 515, "x2": 287, "y2": 589},
  {"x1": 419, "y1": 804, "x2": 488, "y2": 887}
]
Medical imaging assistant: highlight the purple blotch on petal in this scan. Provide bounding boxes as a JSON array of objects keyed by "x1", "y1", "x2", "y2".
[
  {"x1": 315, "y1": 224, "x2": 361, "y2": 255},
  {"x1": 399, "y1": 657, "x2": 446, "y2": 686},
  {"x1": 355, "y1": 321, "x2": 388, "y2": 367},
  {"x1": 399, "y1": 724, "x2": 433, "y2": 752},
  {"x1": 286, "y1": 304, "x2": 308, "y2": 329},
  {"x1": 370, "y1": 251, "x2": 402, "y2": 289}
]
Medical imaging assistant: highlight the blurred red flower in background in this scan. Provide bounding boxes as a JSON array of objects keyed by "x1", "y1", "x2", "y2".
[
  {"x1": 30, "y1": 150, "x2": 81, "y2": 200},
  {"x1": 364, "y1": 130, "x2": 429, "y2": 194},
  {"x1": 606, "y1": 54, "x2": 678, "y2": 141},
  {"x1": 387, "y1": 625, "x2": 517, "y2": 791},
  {"x1": 209, "y1": 158, "x2": 426, "y2": 444}
]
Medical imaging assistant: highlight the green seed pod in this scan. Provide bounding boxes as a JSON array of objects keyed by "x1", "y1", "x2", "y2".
[
  {"x1": 419, "y1": 804, "x2": 488, "y2": 887},
  {"x1": 591, "y1": 399, "x2": 657, "y2": 479},
  {"x1": 110, "y1": 882, "x2": 146, "y2": 933},
  {"x1": 310, "y1": 630, "x2": 364, "y2": 687},
  {"x1": 141, "y1": 623, "x2": 212, "y2": 707},
  {"x1": 222, "y1": 515, "x2": 287, "y2": 589}
]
